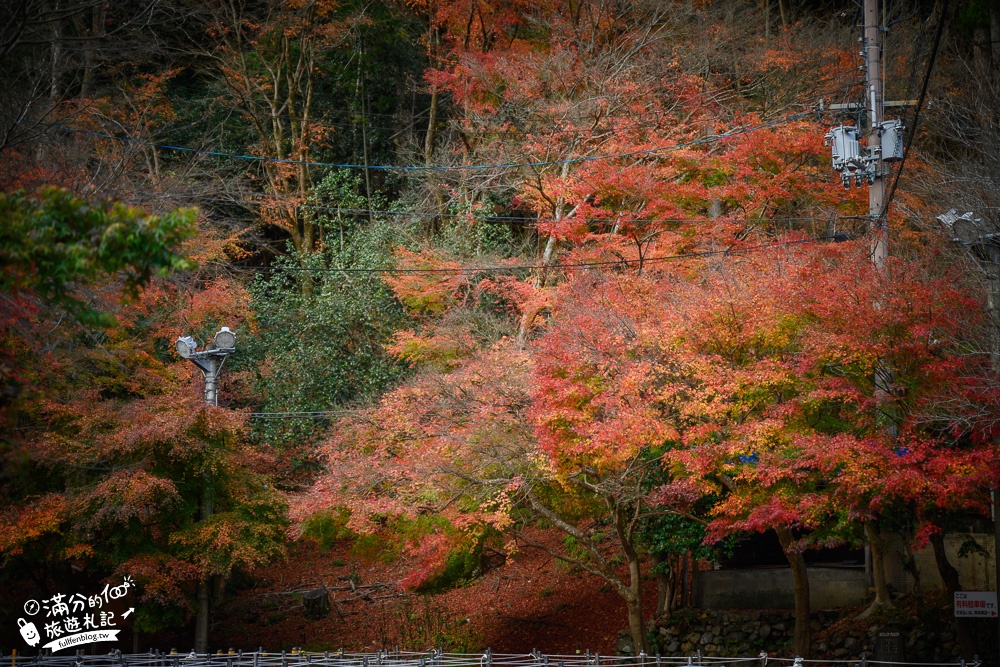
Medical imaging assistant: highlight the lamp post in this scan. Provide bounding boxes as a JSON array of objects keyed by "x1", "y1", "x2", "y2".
[
  {"x1": 175, "y1": 327, "x2": 236, "y2": 653},
  {"x1": 176, "y1": 327, "x2": 237, "y2": 406}
]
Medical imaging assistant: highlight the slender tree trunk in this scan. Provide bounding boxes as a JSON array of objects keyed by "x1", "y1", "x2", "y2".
[
  {"x1": 991, "y1": 0, "x2": 1000, "y2": 71},
  {"x1": 517, "y1": 162, "x2": 572, "y2": 344},
  {"x1": 423, "y1": 85, "x2": 439, "y2": 167},
  {"x1": 679, "y1": 552, "x2": 689, "y2": 608},
  {"x1": 778, "y1": 0, "x2": 789, "y2": 27},
  {"x1": 776, "y1": 526, "x2": 811, "y2": 657},
  {"x1": 423, "y1": 83, "x2": 446, "y2": 229},
  {"x1": 624, "y1": 590, "x2": 649, "y2": 655},
  {"x1": 194, "y1": 479, "x2": 213, "y2": 652},
  {"x1": 79, "y1": 1, "x2": 108, "y2": 98},
  {"x1": 858, "y1": 520, "x2": 894, "y2": 617},
  {"x1": 651, "y1": 552, "x2": 671, "y2": 619},
  {"x1": 929, "y1": 531, "x2": 977, "y2": 660},
  {"x1": 974, "y1": 28, "x2": 990, "y2": 71},
  {"x1": 524, "y1": 488, "x2": 649, "y2": 656},
  {"x1": 49, "y1": 1, "x2": 63, "y2": 105}
]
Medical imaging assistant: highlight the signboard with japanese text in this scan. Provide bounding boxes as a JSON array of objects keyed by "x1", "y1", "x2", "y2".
[{"x1": 954, "y1": 591, "x2": 998, "y2": 617}]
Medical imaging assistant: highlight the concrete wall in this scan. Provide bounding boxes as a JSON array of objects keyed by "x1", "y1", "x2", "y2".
[
  {"x1": 882, "y1": 532, "x2": 996, "y2": 593},
  {"x1": 692, "y1": 567, "x2": 867, "y2": 610},
  {"x1": 692, "y1": 532, "x2": 998, "y2": 611}
]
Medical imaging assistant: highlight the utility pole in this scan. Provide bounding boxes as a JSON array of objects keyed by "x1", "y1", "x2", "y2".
[
  {"x1": 176, "y1": 327, "x2": 237, "y2": 653},
  {"x1": 864, "y1": 0, "x2": 887, "y2": 268},
  {"x1": 825, "y1": 0, "x2": 908, "y2": 618}
]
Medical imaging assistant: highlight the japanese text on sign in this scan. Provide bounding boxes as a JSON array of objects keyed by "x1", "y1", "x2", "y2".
[{"x1": 954, "y1": 591, "x2": 998, "y2": 618}]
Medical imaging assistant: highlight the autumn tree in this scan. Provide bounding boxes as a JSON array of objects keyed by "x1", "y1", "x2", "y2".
[
  {"x1": 651, "y1": 240, "x2": 996, "y2": 656},
  {"x1": 204, "y1": 0, "x2": 361, "y2": 256},
  {"x1": 0, "y1": 187, "x2": 195, "y2": 411},
  {"x1": 1, "y1": 188, "x2": 287, "y2": 647},
  {"x1": 298, "y1": 255, "x2": 697, "y2": 654}
]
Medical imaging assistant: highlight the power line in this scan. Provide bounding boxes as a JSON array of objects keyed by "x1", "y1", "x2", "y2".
[
  {"x1": 249, "y1": 410, "x2": 351, "y2": 419},
  {"x1": 242, "y1": 234, "x2": 848, "y2": 421},
  {"x1": 225, "y1": 234, "x2": 840, "y2": 276},
  {"x1": 178, "y1": 71, "x2": 861, "y2": 130},
  {"x1": 196, "y1": 198, "x2": 846, "y2": 226},
  {"x1": 882, "y1": 6, "x2": 946, "y2": 219},
  {"x1": 27, "y1": 111, "x2": 815, "y2": 173}
]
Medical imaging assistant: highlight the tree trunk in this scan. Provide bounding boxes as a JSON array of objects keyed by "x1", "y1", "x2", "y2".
[
  {"x1": 620, "y1": 547, "x2": 650, "y2": 654},
  {"x1": 424, "y1": 84, "x2": 446, "y2": 229},
  {"x1": 858, "y1": 520, "x2": 894, "y2": 617},
  {"x1": 523, "y1": 488, "x2": 649, "y2": 656},
  {"x1": 194, "y1": 579, "x2": 209, "y2": 653},
  {"x1": 423, "y1": 84, "x2": 439, "y2": 167},
  {"x1": 929, "y1": 531, "x2": 977, "y2": 660},
  {"x1": 679, "y1": 551, "x2": 689, "y2": 608},
  {"x1": 79, "y1": 1, "x2": 108, "y2": 98},
  {"x1": 777, "y1": 0, "x2": 790, "y2": 27},
  {"x1": 303, "y1": 588, "x2": 330, "y2": 620},
  {"x1": 49, "y1": 1, "x2": 63, "y2": 105},
  {"x1": 194, "y1": 473, "x2": 214, "y2": 652},
  {"x1": 651, "y1": 552, "x2": 671, "y2": 620},
  {"x1": 517, "y1": 162, "x2": 572, "y2": 344},
  {"x1": 776, "y1": 526, "x2": 811, "y2": 657},
  {"x1": 624, "y1": 590, "x2": 649, "y2": 655},
  {"x1": 992, "y1": 0, "x2": 1000, "y2": 71}
]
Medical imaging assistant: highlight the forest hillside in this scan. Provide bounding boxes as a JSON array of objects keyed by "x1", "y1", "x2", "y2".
[{"x1": 3, "y1": 0, "x2": 1000, "y2": 660}]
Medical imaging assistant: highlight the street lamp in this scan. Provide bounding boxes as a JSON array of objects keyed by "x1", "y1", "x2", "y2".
[
  {"x1": 175, "y1": 327, "x2": 236, "y2": 653},
  {"x1": 938, "y1": 210, "x2": 1000, "y2": 368},
  {"x1": 176, "y1": 327, "x2": 237, "y2": 406}
]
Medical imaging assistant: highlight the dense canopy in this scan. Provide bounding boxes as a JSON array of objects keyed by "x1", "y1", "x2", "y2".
[{"x1": 2, "y1": 0, "x2": 1000, "y2": 659}]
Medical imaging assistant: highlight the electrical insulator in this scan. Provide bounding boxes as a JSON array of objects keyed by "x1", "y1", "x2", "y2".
[
  {"x1": 825, "y1": 126, "x2": 862, "y2": 172},
  {"x1": 880, "y1": 119, "x2": 905, "y2": 162}
]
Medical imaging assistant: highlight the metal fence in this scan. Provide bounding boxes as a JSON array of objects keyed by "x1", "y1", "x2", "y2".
[{"x1": 0, "y1": 649, "x2": 974, "y2": 667}]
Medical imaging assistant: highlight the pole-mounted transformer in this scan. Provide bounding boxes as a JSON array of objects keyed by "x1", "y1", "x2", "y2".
[
  {"x1": 823, "y1": 119, "x2": 905, "y2": 189},
  {"x1": 879, "y1": 120, "x2": 904, "y2": 162},
  {"x1": 824, "y1": 125, "x2": 866, "y2": 188}
]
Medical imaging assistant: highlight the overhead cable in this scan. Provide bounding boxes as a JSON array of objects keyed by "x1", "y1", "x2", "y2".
[
  {"x1": 225, "y1": 234, "x2": 841, "y2": 276},
  {"x1": 27, "y1": 111, "x2": 814, "y2": 173}
]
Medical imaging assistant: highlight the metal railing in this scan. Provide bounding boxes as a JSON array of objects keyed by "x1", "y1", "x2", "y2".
[{"x1": 0, "y1": 649, "x2": 972, "y2": 667}]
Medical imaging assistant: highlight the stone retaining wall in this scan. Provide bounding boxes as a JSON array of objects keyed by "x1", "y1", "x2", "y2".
[{"x1": 633, "y1": 610, "x2": 970, "y2": 662}]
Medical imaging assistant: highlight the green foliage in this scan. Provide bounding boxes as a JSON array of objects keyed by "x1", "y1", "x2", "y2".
[
  {"x1": 0, "y1": 189, "x2": 288, "y2": 636},
  {"x1": 350, "y1": 532, "x2": 403, "y2": 564},
  {"x1": 236, "y1": 180, "x2": 409, "y2": 446},
  {"x1": 415, "y1": 541, "x2": 484, "y2": 594},
  {"x1": 957, "y1": 534, "x2": 991, "y2": 560},
  {"x1": 435, "y1": 198, "x2": 519, "y2": 258},
  {"x1": 641, "y1": 505, "x2": 735, "y2": 565},
  {"x1": 310, "y1": 169, "x2": 396, "y2": 252},
  {"x1": 301, "y1": 509, "x2": 354, "y2": 552},
  {"x1": 955, "y1": 0, "x2": 992, "y2": 35},
  {"x1": 0, "y1": 187, "x2": 195, "y2": 324}
]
